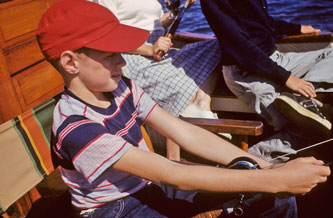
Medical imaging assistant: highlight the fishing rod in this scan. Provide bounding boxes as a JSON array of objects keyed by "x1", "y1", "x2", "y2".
[
  {"x1": 267, "y1": 137, "x2": 333, "y2": 164},
  {"x1": 229, "y1": 138, "x2": 333, "y2": 170},
  {"x1": 153, "y1": 0, "x2": 194, "y2": 61},
  {"x1": 228, "y1": 138, "x2": 333, "y2": 172},
  {"x1": 223, "y1": 138, "x2": 333, "y2": 216}
]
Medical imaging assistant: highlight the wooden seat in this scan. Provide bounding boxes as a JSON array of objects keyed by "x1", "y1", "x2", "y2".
[{"x1": 181, "y1": 117, "x2": 263, "y2": 152}]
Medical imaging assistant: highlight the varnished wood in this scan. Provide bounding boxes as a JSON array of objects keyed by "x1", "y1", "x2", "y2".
[
  {"x1": 0, "y1": 112, "x2": 3, "y2": 124},
  {"x1": 12, "y1": 60, "x2": 63, "y2": 111},
  {"x1": 0, "y1": 0, "x2": 63, "y2": 124},
  {"x1": 192, "y1": 209, "x2": 223, "y2": 218},
  {"x1": 3, "y1": 37, "x2": 45, "y2": 76},
  {"x1": 2, "y1": 212, "x2": 10, "y2": 218},
  {"x1": 6, "y1": 187, "x2": 42, "y2": 218},
  {"x1": 15, "y1": 194, "x2": 33, "y2": 217},
  {"x1": 166, "y1": 118, "x2": 263, "y2": 162},
  {"x1": 173, "y1": 32, "x2": 215, "y2": 43},
  {"x1": 175, "y1": 31, "x2": 333, "y2": 45},
  {"x1": 276, "y1": 31, "x2": 333, "y2": 44},
  {"x1": 0, "y1": 52, "x2": 23, "y2": 122},
  {"x1": 180, "y1": 117, "x2": 263, "y2": 136},
  {"x1": 0, "y1": 0, "x2": 47, "y2": 42}
]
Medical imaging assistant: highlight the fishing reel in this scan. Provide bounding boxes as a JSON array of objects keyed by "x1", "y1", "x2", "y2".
[
  {"x1": 165, "y1": 0, "x2": 186, "y2": 19},
  {"x1": 165, "y1": 0, "x2": 180, "y2": 11},
  {"x1": 226, "y1": 156, "x2": 261, "y2": 170},
  {"x1": 223, "y1": 156, "x2": 262, "y2": 217}
]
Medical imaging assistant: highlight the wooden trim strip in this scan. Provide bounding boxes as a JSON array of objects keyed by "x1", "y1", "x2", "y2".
[{"x1": 181, "y1": 117, "x2": 263, "y2": 136}]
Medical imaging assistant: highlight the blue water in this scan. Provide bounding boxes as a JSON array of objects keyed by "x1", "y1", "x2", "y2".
[{"x1": 177, "y1": 0, "x2": 333, "y2": 35}]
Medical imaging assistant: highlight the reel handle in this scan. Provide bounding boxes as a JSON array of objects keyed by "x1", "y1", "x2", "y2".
[
  {"x1": 154, "y1": 0, "x2": 192, "y2": 61},
  {"x1": 227, "y1": 156, "x2": 261, "y2": 170},
  {"x1": 165, "y1": 0, "x2": 180, "y2": 11}
]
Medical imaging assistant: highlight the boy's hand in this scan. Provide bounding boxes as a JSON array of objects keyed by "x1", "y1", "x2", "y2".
[
  {"x1": 262, "y1": 162, "x2": 284, "y2": 170},
  {"x1": 301, "y1": 25, "x2": 321, "y2": 34},
  {"x1": 275, "y1": 157, "x2": 330, "y2": 194},
  {"x1": 285, "y1": 75, "x2": 316, "y2": 98},
  {"x1": 152, "y1": 36, "x2": 173, "y2": 56}
]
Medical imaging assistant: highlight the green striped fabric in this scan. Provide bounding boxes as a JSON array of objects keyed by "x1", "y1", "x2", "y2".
[{"x1": 0, "y1": 98, "x2": 56, "y2": 213}]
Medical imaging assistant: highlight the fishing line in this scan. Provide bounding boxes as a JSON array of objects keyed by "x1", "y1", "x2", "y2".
[
  {"x1": 250, "y1": 138, "x2": 333, "y2": 169},
  {"x1": 268, "y1": 138, "x2": 333, "y2": 162}
]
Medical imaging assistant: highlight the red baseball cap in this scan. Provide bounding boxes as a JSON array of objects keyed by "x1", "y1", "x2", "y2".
[{"x1": 37, "y1": 0, "x2": 149, "y2": 60}]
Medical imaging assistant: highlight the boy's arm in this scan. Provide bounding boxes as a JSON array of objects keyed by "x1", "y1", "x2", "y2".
[
  {"x1": 112, "y1": 135, "x2": 329, "y2": 194},
  {"x1": 112, "y1": 106, "x2": 329, "y2": 194},
  {"x1": 146, "y1": 106, "x2": 270, "y2": 168}
]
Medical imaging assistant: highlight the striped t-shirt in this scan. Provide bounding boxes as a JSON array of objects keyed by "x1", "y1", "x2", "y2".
[{"x1": 51, "y1": 77, "x2": 157, "y2": 209}]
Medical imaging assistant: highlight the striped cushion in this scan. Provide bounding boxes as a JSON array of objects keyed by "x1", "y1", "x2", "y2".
[{"x1": 0, "y1": 98, "x2": 56, "y2": 213}]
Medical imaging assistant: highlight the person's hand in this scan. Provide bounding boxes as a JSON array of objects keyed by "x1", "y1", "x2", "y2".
[
  {"x1": 285, "y1": 75, "x2": 316, "y2": 98},
  {"x1": 301, "y1": 25, "x2": 321, "y2": 34},
  {"x1": 152, "y1": 36, "x2": 173, "y2": 56},
  {"x1": 161, "y1": 12, "x2": 173, "y2": 28},
  {"x1": 275, "y1": 157, "x2": 330, "y2": 194}
]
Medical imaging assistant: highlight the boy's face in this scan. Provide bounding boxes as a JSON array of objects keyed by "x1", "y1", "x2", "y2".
[{"x1": 75, "y1": 48, "x2": 126, "y2": 93}]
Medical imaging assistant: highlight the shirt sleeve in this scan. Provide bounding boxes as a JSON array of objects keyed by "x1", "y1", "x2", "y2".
[
  {"x1": 130, "y1": 80, "x2": 157, "y2": 123},
  {"x1": 268, "y1": 16, "x2": 301, "y2": 36},
  {"x1": 262, "y1": 0, "x2": 301, "y2": 36},
  {"x1": 57, "y1": 115, "x2": 133, "y2": 183}
]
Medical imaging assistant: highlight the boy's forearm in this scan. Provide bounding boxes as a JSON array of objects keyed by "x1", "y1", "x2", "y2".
[
  {"x1": 171, "y1": 163, "x2": 281, "y2": 193},
  {"x1": 114, "y1": 146, "x2": 280, "y2": 194},
  {"x1": 146, "y1": 106, "x2": 271, "y2": 168},
  {"x1": 114, "y1": 139, "x2": 329, "y2": 196},
  {"x1": 167, "y1": 118, "x2": 271, "y2": 168}
]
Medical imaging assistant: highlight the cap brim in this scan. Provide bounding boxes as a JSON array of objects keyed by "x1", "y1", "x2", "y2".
[{"x1": 84, "y1": 23, "x2": 149, "y2": 53}]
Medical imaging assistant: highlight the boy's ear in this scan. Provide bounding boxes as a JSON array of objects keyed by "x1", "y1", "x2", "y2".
[{"x1": 60, "y1": 51, "x2": 79, "y2": 75}]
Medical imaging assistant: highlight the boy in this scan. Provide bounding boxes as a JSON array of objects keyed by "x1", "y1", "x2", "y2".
[{"x1": 37, "y1": 0, "x2": 330, "y2": 217}]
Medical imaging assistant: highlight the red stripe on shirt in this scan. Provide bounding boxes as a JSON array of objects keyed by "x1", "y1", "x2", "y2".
[
  {"x1": 119, "y1": 91, "x2": 131, "y2": 108},
  {"x1": 57, "y1": 119, "x2": 94, "y2": 149},
  {"x1": 143, "y1": 104, "x2": 158, "y2": 123},
  {"x1": 135, "y1": 91, "x2": 145, "y2": 108},
  {"x1": 72, "y1": 133, "x2": 105, "y2": 162},
  {"x1": 86, "y1": 142, "x2": 128, "y2": 181},
  {"x1": 116, "y1": 112, "x2": 137, "y2": 136}
]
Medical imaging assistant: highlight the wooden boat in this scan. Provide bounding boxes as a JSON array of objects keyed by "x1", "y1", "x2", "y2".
[{"x1": 0, "y1": 0, "x2": 332, "y2": 217}]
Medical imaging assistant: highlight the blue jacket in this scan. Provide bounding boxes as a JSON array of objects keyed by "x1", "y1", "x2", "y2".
[{"x1": 201, "y1": 0, "x2": 301, "y2": 85}]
